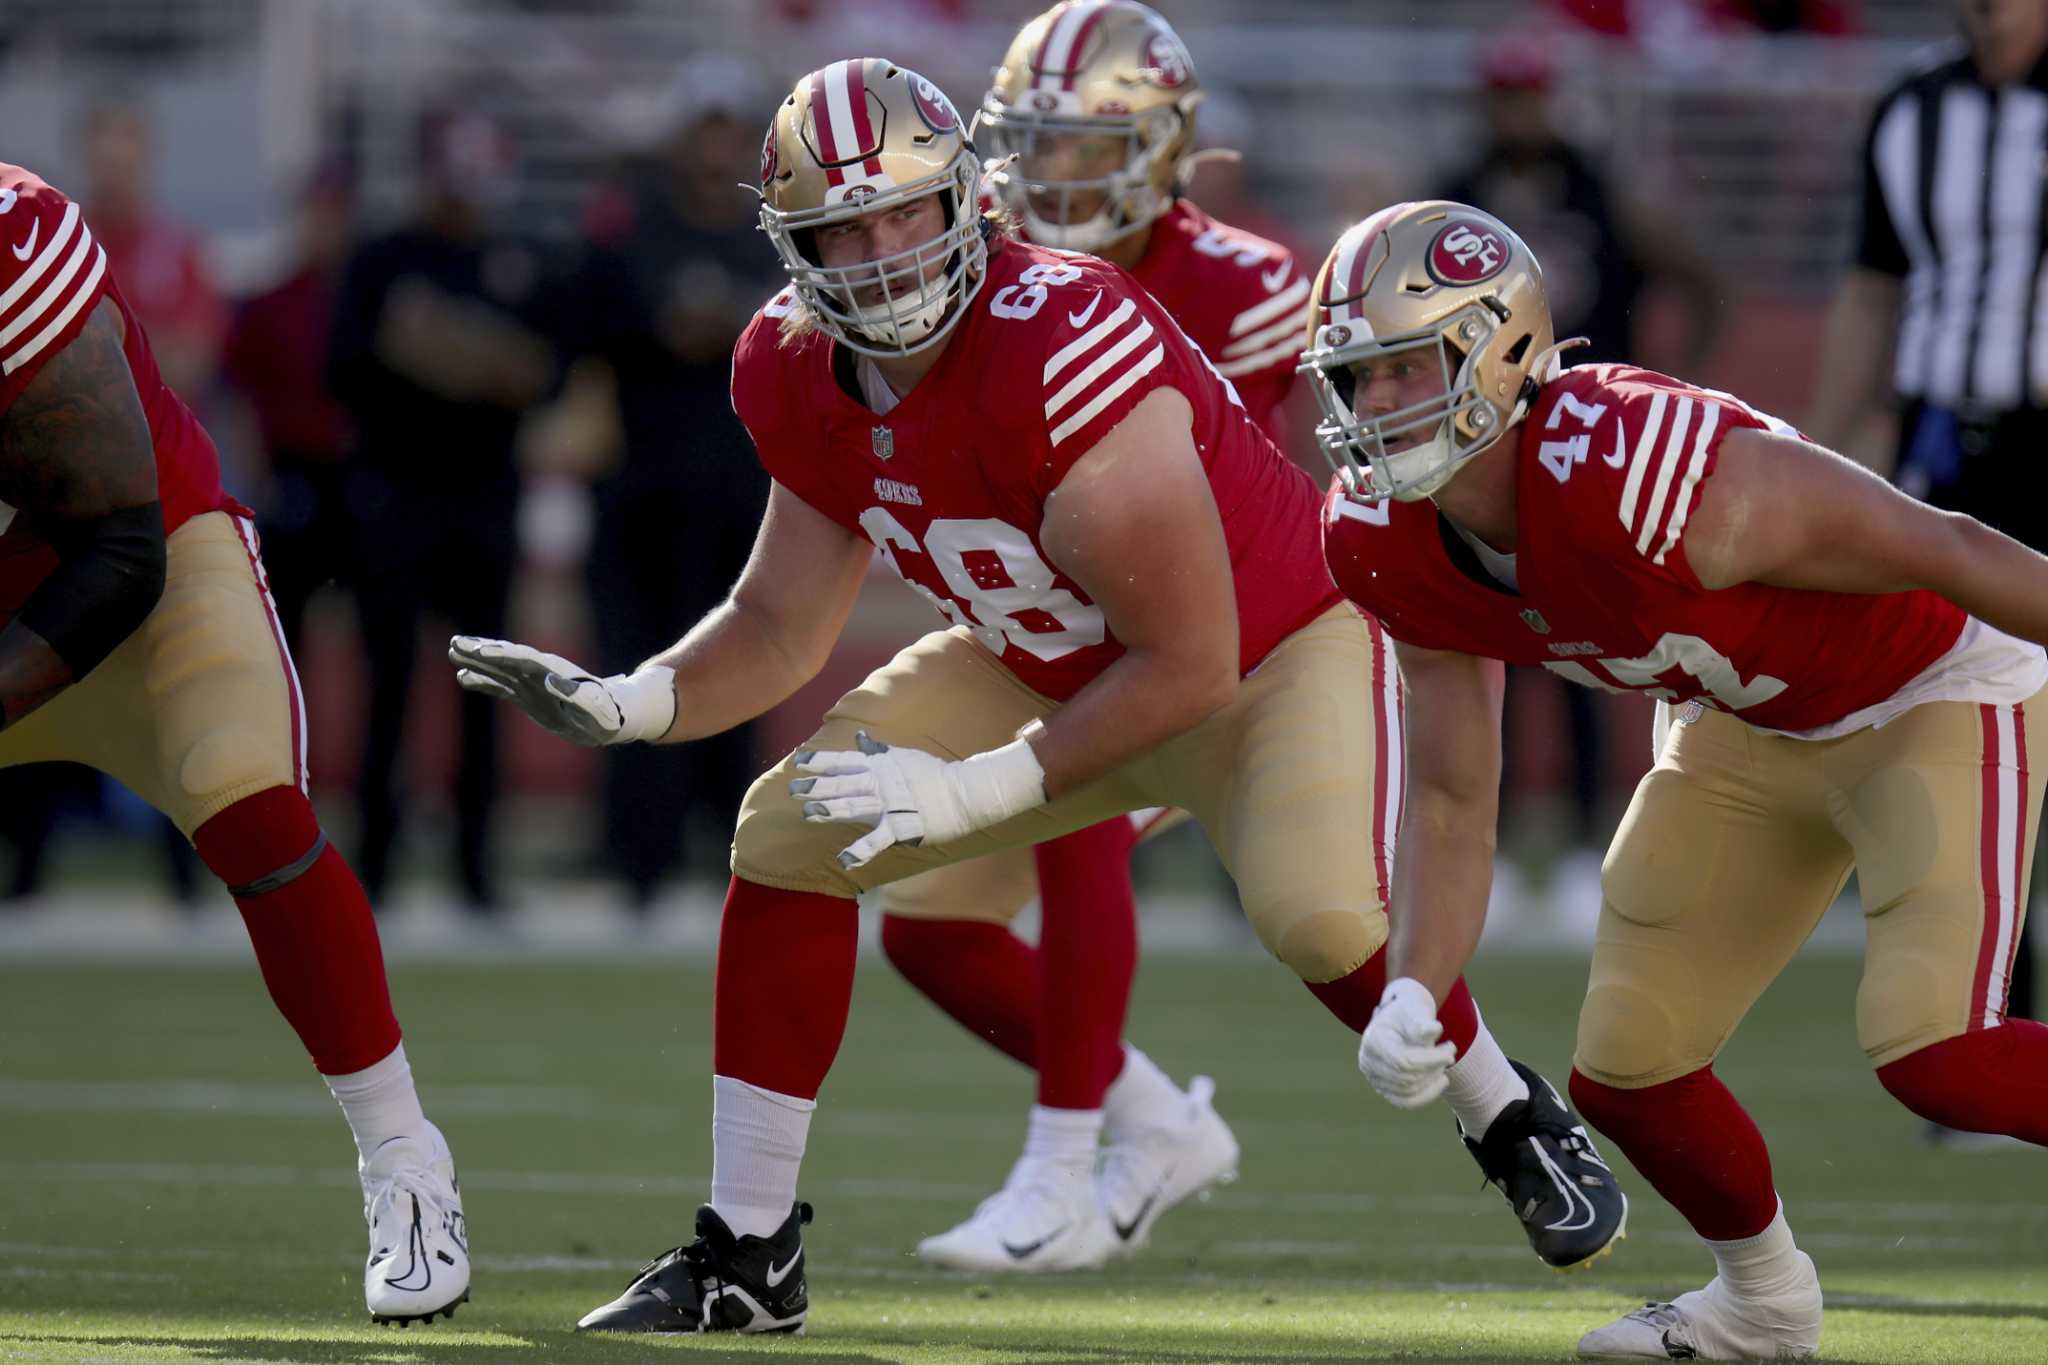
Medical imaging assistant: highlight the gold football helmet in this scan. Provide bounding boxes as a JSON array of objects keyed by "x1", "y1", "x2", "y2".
[
  {"x1": 757, "y1": 57, "x2": 986, "y2": 357},
  {"x1": 1302, "y1": 201, "x2": 1559, "y2": 502},
  {"x1": 978, "y1": 0, "x2": 1201, "y2": 252}
]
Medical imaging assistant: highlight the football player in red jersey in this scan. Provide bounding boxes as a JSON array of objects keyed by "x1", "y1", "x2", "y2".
[
  {"x1": 1310, "y1": 201, "x2": 2048, "y2": 1361},
  {"x1": 0, "y1": 165, "x2": 468, "y2": 1324},
  {"x1": 452, "y1": 63, "x2": 1623, "y2": 1335},
  {"x1": 874, "y1": 0, "x2": 1319, "y2": 1273}
]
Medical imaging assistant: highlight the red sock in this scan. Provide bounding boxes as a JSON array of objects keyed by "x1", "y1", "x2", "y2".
[
  {"x1": 1302, "y1": 947, "x2": 1482, "y2": 1057},
  {"x1": 1035, "y1": 818, "x2": 1141, "y2": 1109},
  {"x1": 881, "y1": 915, "x2": 1038, "y2": 1068},
  {"x1": 192, "y1": 787, "x2": 400, "y2": 1076},
  {"x1": 1876, "y1": 1021, "x2": 2048, "y2": 1143},
  {"x1": 1569, "y1": 1065, "x2": 1778, "y2": 1241},
  {"x1": 715, "y1": 877, "x2": 859, "y2": 1100}
]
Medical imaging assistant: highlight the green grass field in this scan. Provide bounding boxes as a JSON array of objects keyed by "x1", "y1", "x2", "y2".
[{"x1": 2, "y1": 947, "x2": 2043, "y2": 1363}]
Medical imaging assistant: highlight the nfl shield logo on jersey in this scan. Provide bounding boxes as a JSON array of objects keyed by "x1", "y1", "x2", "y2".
[
  {"x1": 1519, "y1": 607, "x2": 1551, "y2": 635},
  {"x1": 872, "y1": 426, "x2": 895, "y2": 460}
]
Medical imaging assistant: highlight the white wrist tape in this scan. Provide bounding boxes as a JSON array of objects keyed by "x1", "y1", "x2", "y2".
[
  {"x1": 949, "y1": 734, "x2": 1048, "y2": 831},
  {"x1": 607, "y1": 664, "x2": 678, "y2": 744}
]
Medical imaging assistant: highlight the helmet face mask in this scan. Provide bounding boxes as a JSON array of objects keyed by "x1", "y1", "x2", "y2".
[
  {"x1": 1305, "y1": 302, "x2": 1508, "y2": 502},
  {"x1": 1303, "y1": 202, "x2": 1553, "y2": 504},
  {"x1": 977, "y1": 103, "x2": 1182, "y2": 252},
  {"x1": 981, "y1": 1, "x2": 1202, "y2": 254},
  {"x1": 758, "y1": 59, "x2": 988, "y2": 358},
  {"x1": 763, "y1": 154, "x2": 984, "y2": 356}
]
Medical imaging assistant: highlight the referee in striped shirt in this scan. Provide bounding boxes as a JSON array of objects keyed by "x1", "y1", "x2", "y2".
[{"x1": 1810, "y1": 0, "x2": 2047, "y2": 1092}]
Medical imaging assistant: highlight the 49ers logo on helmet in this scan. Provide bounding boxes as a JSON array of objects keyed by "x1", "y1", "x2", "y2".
[
  {"x1": 1141, "y1": 31, "x2": 1191, "y2": 88},
  {"x1": 759, "y1": 122, "x2": 780, "y2": 188},
  {"x1": 911, "y1": 76, "x2": 960, "y2": 134},
  {"x1": 1427, "y1": 222, "x2": 1510, "y2": 286}
]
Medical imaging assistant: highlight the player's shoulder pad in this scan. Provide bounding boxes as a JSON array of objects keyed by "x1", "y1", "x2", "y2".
[
  {"x1": 730, "y1": 285, "x2": 820, "y2": 422},
  {"x1": 1006, "y1": 243, "x2": 1177, "y2": 451},
  {"x1": 0, "y1": 163, "x2": 111, "y2": 388},
  {"x1": 1527, "y1": 363, "x2": 1751, "y2": 569}
]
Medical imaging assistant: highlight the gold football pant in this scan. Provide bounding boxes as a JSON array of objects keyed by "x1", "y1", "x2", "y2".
[
  {"x1": 1578, "y1": 687, "x2": 2045, "y2": 1086},
  {"x1": 0, "y1": 511, "x2": 305, "y2": 835},
  {"x1": 732, "y1": 605, "x2": 1400, "y2": 983}
]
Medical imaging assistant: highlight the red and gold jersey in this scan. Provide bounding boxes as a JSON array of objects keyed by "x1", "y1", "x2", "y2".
[
  {"x1": 733, "y1": 236, "x2": 1338, "y2": 703},
  {"x1": 1323, "y1": 363, "x2": 1968, "y2": 734},
  {"x1": 0, "y1": 164, "x2": 239, "y2": 622},
  {"x1": 1120, "y1": 199, "x2": 1306, "y2": 440}
]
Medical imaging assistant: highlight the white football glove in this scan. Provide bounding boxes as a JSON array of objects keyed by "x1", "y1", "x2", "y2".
[
  {"x1": 1359, "y1": 976, "x2": 1457, "y2": 1109},
  {"x1": 448, "y1": 635, "x2": 675, "y2": 747},
  {"x1": 790, "y1": 730, "x2": 1046, "y2": 870}
]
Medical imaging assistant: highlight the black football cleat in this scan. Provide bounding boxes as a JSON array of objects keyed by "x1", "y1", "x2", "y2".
[
  {"x1": 1461, "y1": 1061, "x2": 1627, "y2": 1271},
  {"x1": 575, "y1": 1202, "x2": 811, "y2": 1334}
]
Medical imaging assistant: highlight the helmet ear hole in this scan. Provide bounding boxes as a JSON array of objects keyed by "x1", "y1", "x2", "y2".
[{"x1": 1502, "y1": 332, "x2": 1533, "y2": 366}]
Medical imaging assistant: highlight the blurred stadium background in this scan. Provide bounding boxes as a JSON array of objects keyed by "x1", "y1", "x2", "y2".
[{"x1": 0, "y1": 0, "x2": 1967, "y2": 947}]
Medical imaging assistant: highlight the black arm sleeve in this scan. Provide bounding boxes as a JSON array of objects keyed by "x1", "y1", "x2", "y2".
[{"x1": 18, "y1": 500, "x2": 167, "y2": 677}]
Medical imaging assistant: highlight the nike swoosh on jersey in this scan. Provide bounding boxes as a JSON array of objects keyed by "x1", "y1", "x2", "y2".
[
  {"x1": 1002, "y1": 1223, "x2": 1071, "y2": 1260},
  {"x1": 764, "y1": 1246, "x2": 802, "y2": 1288},
  {"x1": 1067, "y1": 292, "x2": 1103, "y2": 329},
  {"x1": 11, "y1": 220, "x2": 37, "y2": 262},
  {"x1": 1260, "y1": 261, "x2": 1290, "y2": 291},
  {"x1": 1604, "y1": 425, "x2": 1628, "y2": 468}
]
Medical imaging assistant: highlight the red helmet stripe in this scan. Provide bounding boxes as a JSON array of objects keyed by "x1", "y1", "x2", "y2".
[
  {"x1": 1060, "y1": 3, "x2": 1111, "y2": 91},
  {"x1": 810, "y1": 68, "x2": 845, "y2": 187},
  {"x1": 843, "y1": 59, "x2": 884, "y2": 178}
]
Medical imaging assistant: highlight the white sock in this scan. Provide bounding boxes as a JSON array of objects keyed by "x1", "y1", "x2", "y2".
[
  {"x1": 1022, "y1": 1104, "x2": 1103, "y2": 1177},
  {"x1": 1443, "y1": 1014, "x2": 1529, "y2": 1139},
  {"x1": 1708, "y1": 1200, "x2": 1803, "y2": 1299},
  {"x1": 711, "y1": 1075, "x2": 814, "y2": 1239},
  {"x1": 324, "y1": 1043, "x2": 429, "y2": 1167}
]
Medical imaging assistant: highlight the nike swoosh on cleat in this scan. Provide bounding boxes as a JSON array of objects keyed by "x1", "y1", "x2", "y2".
[
  {"x1": 1111, "y1": 1188, "x2": 1161, "y2": 1242},
  {"x1": 764, "y1": 1246, "x2": 802, "y2": 1288},
  {"x1": 1001, "y1": 1223, "x2": 1070, "y2": 1260},
  {"x1": 1067, "y1": 292, "x2": 1103, "y2": 329},
  {"x1": 383, "y1": 1196, "x2": 434, "y2": 1292}
]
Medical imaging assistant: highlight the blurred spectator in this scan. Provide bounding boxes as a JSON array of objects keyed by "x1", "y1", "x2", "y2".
[
  {"x1": 328, "y1": 110, "x2": 556, "y2": 914},
  {"x1": 222, "y1": 161, "x2": 358, "y2": 659},
  {"x1": 560, "y1": 58, "x2": 778, "y2": 909},
  {"x1": 80, "y1": 100, "x2": 228, "y2": 404},
  {"x1": 1438, "y1": 32, "x2": 1727, "y2": 932},
  {"x1": 1806, "y1": 0, "x2": 2048, "y2": 1064}
]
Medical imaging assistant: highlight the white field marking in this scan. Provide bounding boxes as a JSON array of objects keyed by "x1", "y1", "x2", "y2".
[
  {"x1": 11, "y1": 1158, "x2": 2041, "y2": 1233},
  {"x1": 0, "y1": 1078, "x2": 600, "y2": 1118}
]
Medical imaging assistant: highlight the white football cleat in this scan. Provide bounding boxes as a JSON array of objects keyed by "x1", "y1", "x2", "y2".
[
  {"x1": 1097, "y1": 1074, "x2": 1239, "y2": 1256},
  {"x1": 362, "y1": 1122, "x2": 471, "y2": 1325},
  {"x1": 916, "y1": 1156, "x2": 1116, "y2": 1273},
  {"x1": 1578, "y1": 1252, "x2": 1821, "y2": 1360}
]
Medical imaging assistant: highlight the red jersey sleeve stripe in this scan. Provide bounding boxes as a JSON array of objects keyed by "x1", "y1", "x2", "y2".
[
  {"x1": 1045, "y1": 316, "x2": 1155, "y2": 422},
  {"x1": 1, "y1": 236, "x2": 102, "y2": 376},
  {"x1": 1650, "y1": 403, "x2": 1721, "y2": 566},
  {"x1": 0, "y1": 200, "x2": 81, "y2": 321},
  {"x1": 1044, "y1": 297, "x2": 1137, "y2": 382},
  {"x1": 1215, "y1": 337, "x2": 1300, "y2": 378},
  {"x1": 1616, "y1": 390, "x2": 1671, "y2": 537},
  {"x1": 1633, "y1": 395, "x2": 1696, "y2": 557},
  {"x1": 1048, "y1": 342, "x2": 1164, "y2": 447},
  {"x1": 1228, "y1": 275, "x2": 1309, "y2": 338},
  {"x1": 1220, "y1": 310, "x2": 1304, "y2": 359}
]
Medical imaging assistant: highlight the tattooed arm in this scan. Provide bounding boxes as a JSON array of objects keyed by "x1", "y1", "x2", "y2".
[{"x1": 0, "y1": 299, "x2": 163, "y2": 728}]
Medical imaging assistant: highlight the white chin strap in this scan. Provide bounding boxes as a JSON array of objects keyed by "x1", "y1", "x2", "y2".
[
  {"x1": 847, "y1": 283, "x2": 952, "y2": 349},
  {"x1": 1381, "y1": 429, "x2": 1464, "y2": 502}
]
